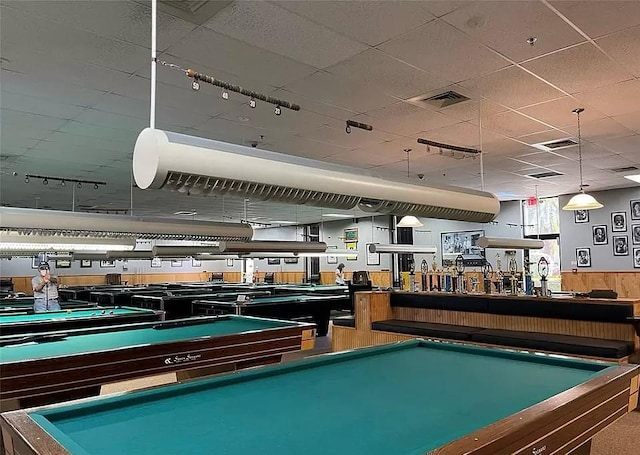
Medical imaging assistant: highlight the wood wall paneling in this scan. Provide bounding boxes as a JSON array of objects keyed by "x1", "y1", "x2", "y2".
[{"x1": 561, "y1": 272, "x2": 640, "y2": 298}]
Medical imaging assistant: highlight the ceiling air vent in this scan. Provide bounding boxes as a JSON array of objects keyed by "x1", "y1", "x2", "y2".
[
  {"x1": 531, "y1": 138, "x2": 578, "y2": 152},
  {"x1": 609, "y1": 165, "x2": 639, "y2": 173},
  {"x1": 421, "y1": 91, "x2": 470, "y2": 109},
  {"x1": 527, "y1": 171, "x2": 564, "y2": 179}
]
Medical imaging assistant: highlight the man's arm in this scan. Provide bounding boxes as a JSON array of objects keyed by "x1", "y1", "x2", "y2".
[{"x1": 32, "y1": 277, "x2": 46, "y2": 292}]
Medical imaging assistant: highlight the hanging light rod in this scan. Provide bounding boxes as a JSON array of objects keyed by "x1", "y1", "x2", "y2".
[
  {"x1": 477, "y1": 237, "x2": 544, "y2": 250},
  {"x1": 345, "y1": 120, "x2": 373, "y2": 134},
  {"x1": 368, "y1": 244, "x2": 437, "y2": 254},
  {"x1": 24, "y1": 174, "x2": 106, "y2": 188},
  {"x1": 179, "y1": 67, "x2": 300, "y2": 111},
  {"x1": 417, "y1": 139, "x2": 481, "y2": 155}
]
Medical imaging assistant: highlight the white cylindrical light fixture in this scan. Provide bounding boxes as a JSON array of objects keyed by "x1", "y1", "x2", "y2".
[
  {"x1": 368, "y1": 244, "x2": 437, "y2": 254},
  {"x1": 476, "y1": 237, "x2": 544, "y2": 250},
  {"x1": 0, "y1": 233, "x2": 136, "y2": 252}
]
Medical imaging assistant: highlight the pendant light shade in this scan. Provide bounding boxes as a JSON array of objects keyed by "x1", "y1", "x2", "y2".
[
  {"x1": 561, "y1": 108, "x2": 603, "y2": 211},
  {"x1": 562, "y1": 191, "x2": 604, "y2": 211},
  {"x1": 396, "y1": 216, "x2": 423, "y2": 228}
]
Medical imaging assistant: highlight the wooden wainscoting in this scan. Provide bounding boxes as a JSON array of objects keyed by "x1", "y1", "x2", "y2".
[
  {"x1": 561, "y1": 271, "x2": 640, "y2": 298},
  {"x1": 254, "y1": 272, "x2": 305, "y2": 284},
  {"x1": 319, "y1": 271, "x2": 392, "y2": 287}
]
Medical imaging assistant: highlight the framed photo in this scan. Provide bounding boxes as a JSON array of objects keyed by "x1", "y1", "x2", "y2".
[
  {"x1": 631, "y1": 200, "x2": 640, "y2": 220},
  {"x1": 441, "y1": 230, "x2": 485, "y2": 267},
  {"x1": 226, "y1": 258, "x2": 234, "y2": 267},
  {"x1": 632, "y1": 224, "x2": 640, "y2": 245},
  {"x1": 613, "y1": 235, "x2": 629, "y2": 256},
  {"x1": 192, "y1": 258, "x2": 201, "y2": 267},
  {"x1": 345, "y1": 242, "x2": 358, "y2": 261},
  {"x1": 267, "y1": 258, "x2": 281, "y2": 265},
  {"x1": 80, "y1": 259, "x2": 92, "y2": 268},
  {"x1": 31, "y1": 253, "x2": 47, "y2": 269},
  {"x1": 592, "y1": 225, "x2": 608, "y2": 245},
  {"x1": 55, "y1": 259, "x2": 71, "y2": 269},
  {"x1": 344, "y1": 228, "x2": 358, "y2": 242},
  {"x1": 171, "y1": 259, "x2": 182, "y2": 267},
  {"x1": 576, "y1": 248, "x2": 591, "y2": 267},
  {"x1": 574, "y1": 210, "x2": 589, "y2": 223},
  {"x1": 611, "y1": 211, "x2": 627, "y2": 232},
  {"x1": 634, "y1": 248, "x2": 640, "y2": 269},
  {"x1": 366, "y1": 243, "x2": 380, "y2": 266},
  {"x1": 151, "y1": 257, "x2": 162, "y2": 268},
  {"x1": 326, "y1": 246, "x2": 338, "y2": 265},
  {"x1": 100, "y1": 260, "x2": 115, "y2": 268},
  {"x1": 283, "y1": 257, "x2": 299, "y2": 264}
]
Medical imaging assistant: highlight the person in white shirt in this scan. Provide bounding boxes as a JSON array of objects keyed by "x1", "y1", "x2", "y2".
[
  {"x1": 32, "y1": 262, "x2": 60, "y2": 312},
  {"x1": 335, "y1": 263, "x2": 346, "y2": 285}
]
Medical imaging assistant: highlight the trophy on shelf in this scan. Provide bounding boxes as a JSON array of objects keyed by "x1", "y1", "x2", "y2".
[
  {"x1": 454, "y1": 254, "x2": 465, "y2": 294},
  {"x1": 482, "y1": 260, "x2": 493, "y2": 295},
  {"x1": 495, "y1": 253, "x2": 504, "y2": 294},
  {"x1": 420, "y1": 259, "x2": 428, "y2": 292},
  {"x1": 508, "y1": 254, "x2": 518, "y2": 296},
  {"x1": 538, "y1": 256, "x2": 550, "y2": 297}
]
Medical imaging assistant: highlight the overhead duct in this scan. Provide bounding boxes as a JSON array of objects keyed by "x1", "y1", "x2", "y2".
[
  {"x1": 369, "y1": 244, "x2": 437, "y2": 254},
  {"x1": 72, "y1": 252, "x2": 109, "y2": 261},
  {"x1": 134, "y1": 128, "x2": 500, "y2": 223},
  {"x1": 0, "y1": 207, "x2": 253, "y2": 241},
  {"x1": 477, "y1": 237, "x2": 544, "y2": 250}
]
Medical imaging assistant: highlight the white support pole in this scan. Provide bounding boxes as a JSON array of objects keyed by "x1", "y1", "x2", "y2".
[{"x1": 150, "y1": 0, "x2": 157, "y2": 129}]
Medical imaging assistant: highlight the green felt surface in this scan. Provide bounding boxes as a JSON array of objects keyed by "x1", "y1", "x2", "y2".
[
  {"x1": 0, "y1": 307, "x2": 144, "y2": 324},
  {"x1": 216, "y1": 294, "x2": 343, "y2": 305},
  {"x1": 0, "y1": 316, "x2": 292, "y2": 362},
  {"x1": 31, "y1": 341, "x2": 609, "y2": 455}
]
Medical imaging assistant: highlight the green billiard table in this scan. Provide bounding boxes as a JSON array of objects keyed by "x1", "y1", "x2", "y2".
[
  {"x1": 0, "y1": 315, "x2": 315, "y2": 410},
  {"x1": 1, "y1": 340, "x2": 637, "y2": 455},
  {"x1": 192, "y1": 293, "x2": 350, "y2": 336},
  {"x1": 0, "y1": 306, "x2": 162, "y2": 336},
  {"x1": 0, "y1": 299, "x2": 94, "y2": 315}
]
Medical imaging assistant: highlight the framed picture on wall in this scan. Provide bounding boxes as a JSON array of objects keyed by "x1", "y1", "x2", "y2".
[
  {"x1": 267, "y1": 258, "x2": 281, "y2": 265},
  {"x1": 613, "y1": 235, "x2": 629, "y2": 256},
  {"x1": 192, "y1": 258, "x2": 202, "y2": 267},
  {"x1": 634, "y1": 248, "x2": 640, "y2": 268},
  {"x1": 100, "y1": 260, "x2": 115, "y2": 268},
  {"x1": 80, "y1": 259, "x2": 92, "y2": 268},
  {"x1": 366, "y1": 243, "x2": 380, "y2": 266},
  {"x1": 326, "y1": 246, "x2": 338, "y2": 265},
  {"x1": 283, "y1": 257, "x2": 299, "y2": 264},
  {"x1": 55, "y1": 259, "x2": 71, "y2": 269},
  {"x1": 632, "y1": 224, "x2": 640, "y2": 245},
  {"x1": 611, "y1": 211, "x2": 627, "y2": 232},
  {"x1": 151, "y1": 257, "x2": 162, "y2": 268},
  {"x1": 576, "y1": 248, "x2": 591, "y2": 267},
  {"x1": 171, "y1": 259, "x2": 182, "y2": 268},
  {"x1": 631, "y1": 200, "x2": 640, "y2": 220},
  {"x1": 31, "y1": 253, "x2": 47, "y2": 269},
  {"x1": 344, "y1": 228, "x2": 358, "y2": 242},
  {"x1": 592, "y1": 225, "x2": 608, "y2": 245},
  {"x1": 441, "y1": 230, "x2": 484, "y2": 267},
  {"x1": 345, "y1": 242, "x2": 357, "y2": 261},
  {"x1": 574, "y1": 210, "x2": 589, "y2": 223}
]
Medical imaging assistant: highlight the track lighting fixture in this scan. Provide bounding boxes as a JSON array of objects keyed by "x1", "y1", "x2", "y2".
[
  {"x1": 61, "y1": 180, "x2": 66, "y2": 187},
  {"x1": 94, "y1": 183, "x2": 99, "y2": 189},
  {"x1": 345, "y1": 120, "x2": 373, "y2": 134},
  {"x1": 43, "y1": 178, "x2": 48, "y2": 185},
  {"x1": 345, "y1": 123, "x2": 351, "y2": 134},
  {"x1": 191, "y1": 80, "x2": 200, "y2": 91},
  {"x1": 221, "y1": 89, "x2": 229, "y2": 100},
  {"x1": 274, "y1": 105, "x2": 281, "y2": 116},
  {"x1": 24, "y1": 176, "x2": 29, "y2": 184},
  {"x1": 77, "y1": 182, "x2": 82, "y2": 188},
  {"x1": 249, "y1": 98, "x2": 256, "y2": 108}
]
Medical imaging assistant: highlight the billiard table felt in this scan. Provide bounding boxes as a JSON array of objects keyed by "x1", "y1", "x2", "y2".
[
  {"x1": 0, "y1": 307, "x2": 142, "y2": 323},
  {"x1": 29, "y1": 341, "x2": 612, "y2": 455},
  {"x1": 0, "y1": 317, "x2": 294, "y2": 362}
]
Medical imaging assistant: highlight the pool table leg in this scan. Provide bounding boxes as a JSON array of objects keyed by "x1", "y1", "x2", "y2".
[
  {"x1": 315, "y1": 312, "x2": 330, "y2": 337},
  {"x1": 569, "y1": 440, "x2": 592, "y2": 455}
]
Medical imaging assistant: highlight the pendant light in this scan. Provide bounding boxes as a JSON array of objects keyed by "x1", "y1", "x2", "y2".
[
  {"x1": 397, "y1": 148, "x2": 424, "y2": 228},
  {"x1": 562, "y1": 108, "x2": 603, "y2": 211}
]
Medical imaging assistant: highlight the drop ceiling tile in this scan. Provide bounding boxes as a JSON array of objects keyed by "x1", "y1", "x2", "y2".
[
  {"x1": 326, "y1": 49, "x2": 451, "y2": 100},
  {"x1": 458, "y1": 66, "x2": 566, "y2": 110},
  {"x1": 596, "y1": 134, "x2": 640, "y2": 157},
  {"x1": 522, "y1": 43, "x2": 634, "y2": 94},
  {"x1": 358, "y1": 102, "x2": 459, "y2": 136},
  {"x1": 550, "y1": 0, "x2": 640, "y2": 38},
  {"x1": 92, "y1": 94, "x2": 149, "y2": 120},
  {"x1": 1, "y1": 6, "x2": 148, "y2": 73},
  {"x1": 58, "y1": 121, "x2": 138, "y2": 144},
  {"x1": 276, "y1": 1, "x2": 435, "y2": 46},
  {"x1": 301, "y1": 124, "x2": 401, "y2": 150},
  {"x1": 511, "y1": 151, "x2": 569, "y2": 167},
  {"x1": 204, "y1": 1, "x2": 366, "y2": 68},
  {"x1": 44, "y1": 131, "x2": 131, "y2": 154},
  {"x1": 442, "y1": 1, "x2": 584, "y2": 62},
  {"x1": 518, "y1": 97, "x2": 607, "y2": 129},
  {"x1": 613, "y1": 111, "x2": 640, "y2": 134},
  {"x1": 72, "y1": 109, "x2": 148, "y2": 134},
  {"x1": 283, "y1": 71, "x2": 398, "y2": 113},
  {"x1": 328, "y1": 139, "x2": 415, "y2": 167},
  {"x1": 563, "y1": 117, "x2": 635, "y2": 143},
  {"x1": 482, "y1": 111, "x2": 551, "y2": 138},
  {"x1": 597, "y1": 25, "x2": 640, "y2": 77},
  {"x1": 550, "y1": 142, "x2": 614, "y2": 161},
  {"x1": 516, "y1": 130, "x2": 571, "y2": 146},
  {"x1": 426, "y1": 95, "x2": 508, "y2": 122},
  {"x1": 1, "y1": 110, "x2": 70, "y2": 132},
  {"x1": 166, "y1": 27, "x2": 317, "y2": 87},
  {"x1": 582, "y1": 153, "x2": 637, "y2": 171},
  {"x1": 0, "y1": 91, "x2": 86, "y2": 120},
  {"x1": 378, "y1": 20, "x2": 510, "y2": 83},
  {"x1": 270, "y1": 88, "x2": 356, "y2": 121},
  {"x1": 6, "y1": 0, "x2": 195, "y2": 51},
  {"x1": 574, "y1": 80, "x2": 640, "y2": 117}
]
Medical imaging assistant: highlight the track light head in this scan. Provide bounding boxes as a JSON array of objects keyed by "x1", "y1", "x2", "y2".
[
  {"x1": 61, "y1": 180, "x2": 66, "y2": 187},
  {"x1": 24, "y1": 176, "x2": 29, "y2": 183},
  {"x1": 94, "y1": 183, "x2": 99, "y2": 189},
  {"x1": 191, "y1": 80, "x2": 200, "y2": 91},
  {"x1": 221, "y1": 90, "x2": 229, "y2": 100},
  {"x1": 249, "y1": 98, "x2": 256, "y2": 108},
  {"x1": 345, "y1": 123, "x2": 351, "y2": 134},
  {"x1": 274, "y1": 105, "x2": 281, "y2": 116},
  {"x1": 43, "y1": 178, "x2": 48, "y2": 185},
  {"x1": 77, "y1": 182, "x2": 82, "y2": 189}
]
